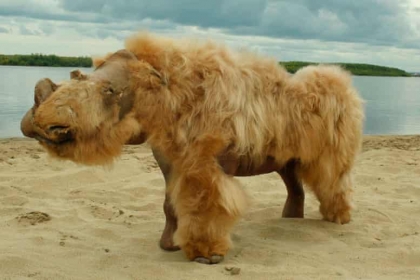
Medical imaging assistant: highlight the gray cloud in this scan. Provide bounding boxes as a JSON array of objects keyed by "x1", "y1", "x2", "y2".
[
  {"x1": 0, "y1": 1, "x2": 111, "y2": 24},
  {"x1": 0, "y1": 0, "x2": 419, "y2": 72},
  {"x1": 1, "y1": 0, "x2": 418, "y2": 49},
  {"x1": 240, "y1": 0, "x2": 414, "y2": 47},
  {"x1": 0, "y1": 26, "x2": 9, "y2": 33},
  {"x1": 54, "y1": 0, "x2": 418, "y2": 48},
  {"x1": 59, "y1": 0, "x2": 268, "y2": 28},
  {"x1": 38, "y1": 22, "x2": 55, "y2": 35},
  {"x1": 19, "y1": 25, "x2": 41, "y2": 36},
  {"x1": 58, "y1": 18, "x2": 177, "y2": 42}
]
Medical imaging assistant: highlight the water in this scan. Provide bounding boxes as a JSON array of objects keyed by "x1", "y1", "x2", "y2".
[
  {"x1": 353, "y1": 76, "x2": 420, "y2": 135},
  {"x1": 1, "y1": 66, "x2": 420, "y2": 138}
]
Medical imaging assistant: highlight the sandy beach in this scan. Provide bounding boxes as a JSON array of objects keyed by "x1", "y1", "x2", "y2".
[{"x1": 0, "y1": 135, "x2": 419, "y2": 280}]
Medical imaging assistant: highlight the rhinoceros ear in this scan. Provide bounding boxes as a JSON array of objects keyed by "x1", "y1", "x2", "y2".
[
  {"x1": 149, "y1": 67, "x2": 167, "y2": 87},
  {"x1": 34, "y1": 78, "x2": 58, "y2": 106},
  {"x1": 132, "y1": 61, "x2": 167, "y2": 89},
  {"x1": 70, "y1": 69, "x2": 88, "y2": 81}
]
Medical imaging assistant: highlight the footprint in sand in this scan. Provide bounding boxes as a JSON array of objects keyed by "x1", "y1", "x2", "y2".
[
  {"x1": 144, "y1": 157, "x2": 159, "y2": 172},
  {"x1": 16, "y1": 211, "x2": 51, "y2": 225},
  {"x1": 58, "y1": 232, "x2": 79, "y2": 247}
]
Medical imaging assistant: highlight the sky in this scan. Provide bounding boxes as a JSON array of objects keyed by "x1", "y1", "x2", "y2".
[{"x1": 0, "y1": 0, "x2": 419, "y2": 72}]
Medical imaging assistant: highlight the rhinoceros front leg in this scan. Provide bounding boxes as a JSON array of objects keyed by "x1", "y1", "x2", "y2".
[
  {"x1": 168, "y1": 137, "x2": 249, "y2": 265},
  {"x1": 152, "y1": 148, "x2": 181, "y2": 251},
  {"x1": 278, "y1": 160, "x2": 305, "y2": 218}
]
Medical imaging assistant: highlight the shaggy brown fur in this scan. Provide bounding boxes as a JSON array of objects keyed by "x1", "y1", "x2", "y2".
[
  {"x1": 21, "y1": 31, "x2": 364, "y2": 264},
  {"x1": 148, "y1": 145, "x2": 305, "y2": 255}
]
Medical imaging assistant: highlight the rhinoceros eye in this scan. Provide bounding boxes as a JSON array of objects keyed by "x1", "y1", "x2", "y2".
[
  {"x1": 101, "y1": 83, "x2": 115, "y2": 96},
  {"x1": 105, "y1": 86, "x2": 115, "y2": 95}
]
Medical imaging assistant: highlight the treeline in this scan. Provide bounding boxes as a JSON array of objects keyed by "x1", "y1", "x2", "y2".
[
  {"x1": 279, "y1": 61, "x2": 412, "y2": 77},
  {"x1": 0, "y1": 54, "x2": 92, "y2": 67},
  {"x1": 0, "y1": 54, "x2": 412, "y2": 77}
]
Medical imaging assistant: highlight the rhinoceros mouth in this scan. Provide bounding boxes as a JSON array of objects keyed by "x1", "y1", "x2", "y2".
[
  {"x1": 34, "y1": 134, "x2": 74, "y2": 146},
  {"x1": 33, "y1": 126, "x2": 75, "y2": 146}
]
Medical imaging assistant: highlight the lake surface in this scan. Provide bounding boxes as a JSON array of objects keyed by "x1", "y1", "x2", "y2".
[{"x1": 1, "y1": 65, "x2": 420, "y2": 138}]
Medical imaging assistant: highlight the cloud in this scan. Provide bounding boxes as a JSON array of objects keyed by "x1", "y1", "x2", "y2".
[
  {"x1": 0, "y1": 0, "x2": 419, "y2": 71},
  {"x1": 58, "y1": 0, "x2": 268, "y2": 28},
  {"x1": 38, "y1": 22, "x2": 55, "y2": 36},
  {"x1": 53, "y1": 0, "x2": 418, "y2": 48},
  {"x1": 235, "y1": 0, "x2": 415, "y2": 47},
  {"x1": 2, "y1": 0, "x2": 418, "y2": 48},
  {"x1": 0, "y1": 26, "x2": 9, "y2": 33},
  {"x1": 19, "y1": 25, "x2": 42, "y2": 36},
  {"x1": 263, "y1": 1, "x2": 414, "y2": 48},
  {"x1": 0, "y1": 0, "x2": 110, "y2": 24}
]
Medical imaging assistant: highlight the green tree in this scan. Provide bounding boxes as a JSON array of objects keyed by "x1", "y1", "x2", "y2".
[{"x1": 0, "y1": 54, "x2": 92, "y2": 68}]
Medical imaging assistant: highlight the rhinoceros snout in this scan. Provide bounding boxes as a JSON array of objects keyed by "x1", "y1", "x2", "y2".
[{"x1": 20, "y1": 108, "x2": 37, "y2": 138}]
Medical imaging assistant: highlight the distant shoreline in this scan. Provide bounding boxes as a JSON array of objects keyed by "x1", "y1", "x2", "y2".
[
  {"x1": 0, "y1": 54, "x2": 91, "y2": 68},
  {"x1": 0, "y1": 53, "x2": 413, "y2": 77},
  {"x1": 279, "y1": 61, "x2": 413, "y2": 77}
]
